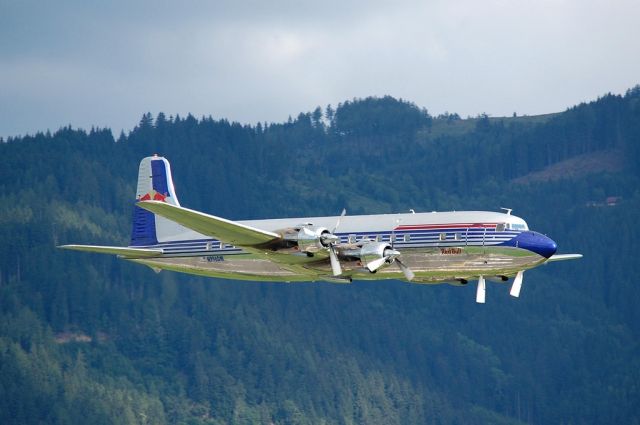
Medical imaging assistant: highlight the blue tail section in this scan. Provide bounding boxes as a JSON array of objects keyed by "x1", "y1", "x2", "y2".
[
  {"x1": 130, "y1": 206, "x2": 157, "y2": 246},
  {"x1": 130, "y1": 155, "x2": 181, "y2": 246}
]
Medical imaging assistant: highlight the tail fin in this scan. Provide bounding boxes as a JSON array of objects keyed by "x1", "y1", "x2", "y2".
[{"x1": 130, "y1": 155, "x2": 193, "y2": 246}]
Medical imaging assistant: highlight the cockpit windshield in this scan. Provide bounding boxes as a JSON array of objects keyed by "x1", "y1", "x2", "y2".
[{"x1": 507, "y1": 222, "x2": 528, "y2": 231}]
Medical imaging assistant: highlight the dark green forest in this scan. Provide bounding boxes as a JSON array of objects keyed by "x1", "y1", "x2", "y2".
[{"x1": 1, "y1": 88, "x2": 640, "y2": 424}]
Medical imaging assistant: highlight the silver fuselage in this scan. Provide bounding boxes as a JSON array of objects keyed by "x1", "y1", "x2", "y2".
[{"x1": 131, "y1": 210, "x2": 556, "y2": 284}]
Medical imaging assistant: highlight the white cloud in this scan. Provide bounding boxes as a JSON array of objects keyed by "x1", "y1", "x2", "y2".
[{"x1": 1, "y1": 0, "x2": 639, "y2": 137}]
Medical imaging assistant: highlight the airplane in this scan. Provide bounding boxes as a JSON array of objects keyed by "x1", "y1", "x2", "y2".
[{"x1": 60, "y1": 155, "x2": 582, "y2": 303}]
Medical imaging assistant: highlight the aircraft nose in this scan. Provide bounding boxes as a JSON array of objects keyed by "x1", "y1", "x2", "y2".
[
  {"x1": 538, "y1": 234, "x2": 558, "y2": 259},
  {"x1": 517, "y1": 231, "x2": 557, "y2": 258}
]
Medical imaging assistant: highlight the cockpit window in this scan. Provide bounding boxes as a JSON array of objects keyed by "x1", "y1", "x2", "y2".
[{"x1": 508, "y1": 223, "x2": 527, "y2": 231}]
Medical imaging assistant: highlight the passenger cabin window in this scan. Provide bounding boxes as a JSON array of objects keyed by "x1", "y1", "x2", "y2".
[
  {"x1": 375, "y1": 234, "x2": 383, "y2": 242},
  {"x1": 454, "y1": 232, "x2": 461, "y2": 241},
  {"x1": 404, "y1": 234, "x2": 410, "y2": 242},
  {"x1": 439, "y1": 233, "x2": 447, "y2": 241},
  {"x1": 496, "y1": 223, "x2": 506, "y2": 232},
  {"x1": 348, "y1": 234, "x2": 356, "y2": 243}
]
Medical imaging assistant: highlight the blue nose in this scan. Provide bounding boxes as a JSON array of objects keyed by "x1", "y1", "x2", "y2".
[{"x1": 501, "y1": 231, "x2": 557, "y2": 258}]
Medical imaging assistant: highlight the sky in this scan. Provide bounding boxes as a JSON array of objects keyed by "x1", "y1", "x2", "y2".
[{"x1": 1, "y1": 0, "x2": 639, "y2": 138}]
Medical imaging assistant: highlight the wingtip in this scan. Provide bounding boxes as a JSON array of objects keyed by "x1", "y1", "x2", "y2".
[{"x1": 547, "y1": 253, "x2": 583, "y2": 262}]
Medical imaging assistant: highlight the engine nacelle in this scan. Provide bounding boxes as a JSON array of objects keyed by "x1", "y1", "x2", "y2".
[
  {"x1": 343, "y1": 242, "x2": 399, "y2": 273},
  {"x1": 297, "y1": 226, "x2": 331, "y2": 253},
  {"x1": 279, "y1": 225, "x2": 333, "y2": 254}
]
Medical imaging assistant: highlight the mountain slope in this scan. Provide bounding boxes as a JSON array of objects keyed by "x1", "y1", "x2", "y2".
[{"x1": 1, "y1": 88, "x2": 639, "y2": 424}]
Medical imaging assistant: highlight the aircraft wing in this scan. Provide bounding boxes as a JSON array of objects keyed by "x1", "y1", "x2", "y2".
[
  {"x1": 546, "y1": 253, "x2": 583, "y2": 262},
  {"x1": 137, "y1": 200, "x2": 280, "y2": 246},
  {"x1": 59, "y1": 245, "x2": 163, "y2": 258}
]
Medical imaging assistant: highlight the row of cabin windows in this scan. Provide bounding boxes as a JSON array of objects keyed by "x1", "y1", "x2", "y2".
[
  {"x1": 347, "y1": 234, "x2": 411, "y2": 243},
  {"x1": 343, "y1": 226, "x2": 513, "y2": 244},
  {"x1": 204, "y1": 225, "x2": 514, "y2": 250},
  {"x1": 345, "y1": 229, "x2": 507, "y2": 244},
  {"x1": 345, "y1": 233, "x2": 466, "y2": 243}
]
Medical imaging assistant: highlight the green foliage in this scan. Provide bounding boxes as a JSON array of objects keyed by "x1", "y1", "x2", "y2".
[
  {"x1": 1, "y1": 92, "x2": 639, "y2": 423},
  {"x1": 332, "y1": 96, "x2": 431, "y2": 138}
]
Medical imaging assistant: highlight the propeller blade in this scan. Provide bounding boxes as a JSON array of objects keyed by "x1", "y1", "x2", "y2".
[
  {"x1": 332, "y1": 209, "x2": 347, "y2": 233},
  {"x1": 509, "y1": 270, "x2": 524, "y2": 297},
  {"x1": 329, "y1": 246, "x2": 342, "y2": 276},
  {"x1": 326, "y1": 210, "x2": 346, "y2": 276},
  {"x1": 366, "y1": 257, "x2": 387, "y2": 272},
  {"x1": 396, "y1": 258, "x2": 415, "y2": 281},
  {"x1": 476, "y1": 276, "x2": 486, "y2": 304}
]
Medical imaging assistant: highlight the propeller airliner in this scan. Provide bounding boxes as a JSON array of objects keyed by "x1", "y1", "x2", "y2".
[{"x1": 61, "y1": 155, "x2": 582, "y2": 303}]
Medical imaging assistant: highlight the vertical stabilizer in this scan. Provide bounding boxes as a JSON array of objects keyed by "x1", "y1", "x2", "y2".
[
  {"x1": 130, "y1": 155, "x2": 193, "y2": 246},
  {"x1": 135, "y1": 155, "x2": 180, "y2": 206}
]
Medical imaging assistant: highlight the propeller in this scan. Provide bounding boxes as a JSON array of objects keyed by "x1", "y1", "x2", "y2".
[
  {"x1": 509, "y1": 270, "x2": 524, "y2": 297},
  {"x1": 324, "y1": 209, "x2": 346, "y2": 276},
  {"x1": 366, "y1": 248, "x2": 400, "y2": 272},
  {"x1": 476, "y1": 275, "x2": 486, "y2": 304}
]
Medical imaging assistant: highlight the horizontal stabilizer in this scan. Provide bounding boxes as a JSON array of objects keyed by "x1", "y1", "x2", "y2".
[
  {"x1": 546, "y1": 253, "x2": 583, "y2": 262},
  {"x1": 137, "y1": 201, "x2": 280, "y2": 246},
  {"x1": 58, "y1": 244, "x2": 163, "y2": 258}
]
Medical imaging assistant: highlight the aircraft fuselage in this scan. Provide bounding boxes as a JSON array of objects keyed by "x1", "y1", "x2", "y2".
[{"x1": 130, "y1": 210, "x2": 555, "y2": 284}]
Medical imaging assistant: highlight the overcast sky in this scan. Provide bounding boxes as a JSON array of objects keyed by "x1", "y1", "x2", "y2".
[{"x1": 1, "y1": 0, "x2": 639, "y2": 138}]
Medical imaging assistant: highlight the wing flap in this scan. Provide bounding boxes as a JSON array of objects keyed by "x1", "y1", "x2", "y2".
[
  {"x1": 546, "y1": 253, "x2": 583, "y2": 262},
  {"x1": 137, "y1": 200, "x2": 280, "y2": 246},
  {"x1": 59, "y1": 245, "x2": 163, "y2": 258}
]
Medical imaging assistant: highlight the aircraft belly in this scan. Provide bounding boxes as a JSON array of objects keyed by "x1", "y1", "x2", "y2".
[
  {"x1": 382, "y1": 245, "x2": 545, "y2": 283},
  {"x1": 129, "y1": 246, "x2": 544, "y2": 284},
  {"x1": 302, "y1": 245, "x2": 544, "y2": 282}
]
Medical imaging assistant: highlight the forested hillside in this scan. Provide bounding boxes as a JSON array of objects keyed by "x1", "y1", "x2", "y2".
[{"x1": 1, "y1": 88, "x2": 639, "y2": 424}]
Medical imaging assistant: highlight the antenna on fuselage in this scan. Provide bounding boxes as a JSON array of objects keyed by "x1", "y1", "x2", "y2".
[{"x1": 500, "y1": 207, "x2": 513, "y2": 215}]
